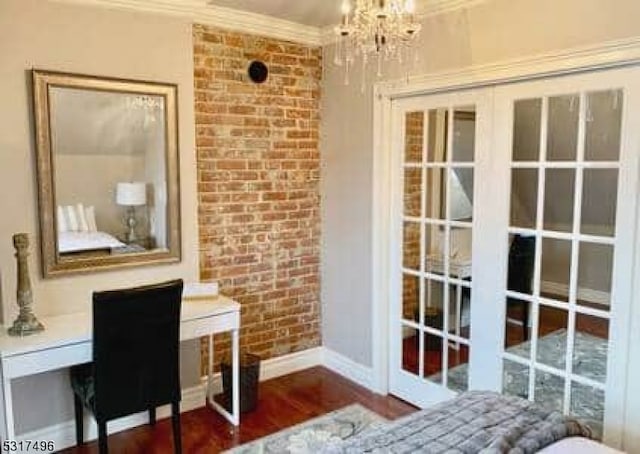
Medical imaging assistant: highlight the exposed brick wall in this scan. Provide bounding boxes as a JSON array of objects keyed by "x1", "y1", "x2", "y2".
[{"x1": 193, "y1": 24, "x2": 322, "y2": 363}]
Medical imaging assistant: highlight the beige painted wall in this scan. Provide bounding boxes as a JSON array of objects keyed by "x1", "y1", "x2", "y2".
[
  {"x1": 0, "y1": 0, "x2": 198, "y2": 434},
  {"x1": 320, "y1": 0, "x2": 640, "y2": 398},
  {"x1": 56, "y1": 154, "x2": 147, "y2": 236}
]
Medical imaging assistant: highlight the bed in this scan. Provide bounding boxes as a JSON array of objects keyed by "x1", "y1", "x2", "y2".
[
  {"x1": 57, "y1": 204, "x2": 127, "y2": 255},
  {"x1": 324, "y1": 391, "x2": 616, "y2": 453},
  {"x1": 58, "y1": 231, "x2": 126, "y2": 255}
]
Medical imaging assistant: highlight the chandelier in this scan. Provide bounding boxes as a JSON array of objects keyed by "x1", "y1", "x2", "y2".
[{"x1": 333, "y1": 0, "x2": 421, "y2": 87}]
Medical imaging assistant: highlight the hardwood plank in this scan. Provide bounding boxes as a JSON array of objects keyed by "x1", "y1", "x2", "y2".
[{"x1": 58, "y1": 366, "x2": 416, "y2": 453}]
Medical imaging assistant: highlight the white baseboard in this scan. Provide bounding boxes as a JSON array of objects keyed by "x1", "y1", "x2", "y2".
[
  {"x1": 17, "y1": 346, "x2": 370, "y2": 452},
  {"x1": 260, "y1": 347, "x2": 324, "y2": 382},
  {"x1": 541, "y1": 281, "x2": 610, "y2": 306},
  {"x1": 321, "y1": 348, "x2": 374, "y2": 391},
  {"x1": 205, "y1": 346, "x2": 325, "y2": 393},
  {"x1": 19, "y1": 383, "x2": 206, "y2": 453}
]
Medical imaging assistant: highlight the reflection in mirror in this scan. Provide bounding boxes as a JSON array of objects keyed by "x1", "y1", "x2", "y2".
[
  {"x1": 450, "y1": 168, "x2": 473, "y2": 221},
  {"x1": 402, "y1": 221, "x2": 420, "y2": 270},
  {"x1": 571, "y1": 382, "x2": 604, "y2": 440},
  {"x1": 404, "y1": 111, "x2": 424, "y2": 163},
  {"x1": 536, "y1": 307, "x2": 568, "y2": 371},
  {"x1": 51, "y1": 88, "x2": 166, "y2": 252},
  {"x1": 585, "y1": 89, "x2": 623, "y2": 162},
  {"x1": 403, "y1": 167, "x2": 422, "y2": 217},
  {"x1": 513, "y1": 98, "x2": 542, "y2": 162},
  {"x1": 503, "y1": 359, "x2": 529, "y2": 399},
  {"x1": 541, "y1": 237, "x2": 572, "y2": 303},
  {"x1": 547, "y1": 94, "x2": 579, "y2": 161},
  {"x1": 543, "y1": 169, "x2": 575, "y2": 232},
  {"x1": 425, "y1": 168, "x2": 446, "y2": 220},
  {"x1": 510, "y1": 168, "x2": 538, "y2": 229},
  {"x1": 535, "y1": 371, "x2": 565, "y2": 413},
  {"x1": 33, "y1": 70, "x2": 181, "y2": 277},
  {"x1": 574, "y1": 313, "x2": 609, "y2": 383},
  {"x1": 577, "y1": 242, "x2": 613, "y2": 310},
  {"x1": 402, "y1": 274, "x2": 418, "y2": 322},
  {"x1": 452, "y1": 107, "x2": 475, "y2": 162},
  {"x1": 425, "y1": 107, "x2": 475, "y2": 221},
  {"x1": 581, "y1": 169, "x2": 618, "y2": 237}
]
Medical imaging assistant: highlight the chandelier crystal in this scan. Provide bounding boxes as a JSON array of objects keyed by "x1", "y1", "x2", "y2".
[{"x1": 333, "y1": 0, "x2": 421, "y2": 88}]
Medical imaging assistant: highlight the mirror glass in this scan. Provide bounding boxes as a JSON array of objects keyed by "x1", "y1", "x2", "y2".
[
  {"x1": 33, "y1": 71, "x2": 181, "y2": 276},
  {"x1": 425, "y1": 107, "x2": 475, "y2": 220}
]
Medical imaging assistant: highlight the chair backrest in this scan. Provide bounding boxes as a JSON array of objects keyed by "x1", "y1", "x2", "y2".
[
  {"x1": 507, "y1": 235, "x2": 536, "y2": 294},
  {"x1": 92, "y1": 279, "x2": 183, "y2": 422}
]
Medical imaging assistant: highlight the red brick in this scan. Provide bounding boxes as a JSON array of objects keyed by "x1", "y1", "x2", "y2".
[{"x1": 194, "y1": 25, "x2": 321, "y2": 371}]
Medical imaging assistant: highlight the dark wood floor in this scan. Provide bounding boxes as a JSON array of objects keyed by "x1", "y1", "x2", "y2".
[
  {"x1": 403, "y1": 304, "x2": 609, "y2": 378},
  {"x1": 59, "y1": 367, "x2": 416, "y2": 454}
]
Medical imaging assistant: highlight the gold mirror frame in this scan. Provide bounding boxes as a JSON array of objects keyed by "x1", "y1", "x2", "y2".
[{"x1": 32, "y1": 70, "x2": 181, "y2": 277}]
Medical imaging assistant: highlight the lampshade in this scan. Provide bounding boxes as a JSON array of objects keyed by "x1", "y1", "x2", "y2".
[{"x1": 116, "y1": 182, "x2": 147, "y2": 206}]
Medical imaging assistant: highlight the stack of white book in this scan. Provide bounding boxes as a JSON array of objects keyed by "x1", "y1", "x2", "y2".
[{"x1": 182, "y1": 282, "x2": 219, "y2": 300}]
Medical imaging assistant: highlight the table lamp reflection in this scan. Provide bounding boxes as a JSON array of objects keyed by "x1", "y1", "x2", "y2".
[{"x1": 116, "y1": 182, "x2": 146, "y2": 243}]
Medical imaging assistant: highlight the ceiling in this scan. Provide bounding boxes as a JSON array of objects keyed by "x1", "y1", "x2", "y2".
[
  {"x1": 207, "y1": 0, "x2": 342, "y2": 28},
  {"x1": 52, "y1": 0, "x2": 484, "y2": 45}
]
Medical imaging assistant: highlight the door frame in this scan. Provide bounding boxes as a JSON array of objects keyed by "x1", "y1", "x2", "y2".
[{"x1": 371, "y1": 36, "x2": 640, "y2": 449}]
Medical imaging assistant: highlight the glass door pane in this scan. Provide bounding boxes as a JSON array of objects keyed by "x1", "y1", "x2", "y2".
[
  {"x1": 503, "y1": 88, "x2": 623, "y2": 441},
  {"x1": 396, "y1": 102, "x2": 478, "y2": 402}
]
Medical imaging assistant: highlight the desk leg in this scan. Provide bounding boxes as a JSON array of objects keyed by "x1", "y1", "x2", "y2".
[
  {"x1": 455, "y1": 283, "x2": 462, "y2": 341},
  {"x1": 447, "y1": 283, "x2": 462, "y2": 351},
  {"x1": 207, "y1": 330, "x2": 240, "y2": 427},
  {"x1": 0, "y1": 372, "x2": 15, "y2": 442},
  {"x1": 207, "y1": 335, "x2": 214, "y2": 405},
  {"x1": 231, "y1": 328, "x2": 240, "y2": 426}
]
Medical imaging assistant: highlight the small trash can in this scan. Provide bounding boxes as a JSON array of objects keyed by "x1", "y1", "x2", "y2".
[
  {"x1": 414, "y1": 307, "x2": 443, "y2": 352},
  {"x1": 220, "y1": 352, "x2": 261, "y2": 413},
  {"x1": 424, "y1": 307, "x2": 444, "y2": 351}
]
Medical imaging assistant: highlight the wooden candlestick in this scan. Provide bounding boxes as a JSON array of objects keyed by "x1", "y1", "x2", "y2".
[{"x1": 8, "y1": 233, "x2": 44, "y2": 336}]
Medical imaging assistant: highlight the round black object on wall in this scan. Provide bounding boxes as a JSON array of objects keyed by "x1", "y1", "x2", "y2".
[{"x1": 248, "y1": 61, "x2": 268, "y2": 84}]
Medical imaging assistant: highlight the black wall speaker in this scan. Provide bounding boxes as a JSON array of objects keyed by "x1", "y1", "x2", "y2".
[{"x1": 248, "y1": 60, "x2": 269, "y2": 84}]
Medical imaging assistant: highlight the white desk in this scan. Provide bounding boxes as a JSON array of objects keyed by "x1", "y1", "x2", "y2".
[{"x1": 0, "y1": 295, "x2": 241, "y2": 441}]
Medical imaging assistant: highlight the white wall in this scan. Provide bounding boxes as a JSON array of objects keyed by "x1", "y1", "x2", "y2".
[{"x1": 0, "y1": 0, "x2": 199, "y2": 434}]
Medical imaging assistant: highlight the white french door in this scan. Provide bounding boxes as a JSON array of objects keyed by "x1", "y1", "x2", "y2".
[
  {"x1": 492, "y1": 68, "x2": 640, "y2": 445},
  {"x1": 389, "y1": 89, "x2": 494, "y2": 406},
  {"x1": 388, "y1": 66, "x2": 640, "y2": 446}
]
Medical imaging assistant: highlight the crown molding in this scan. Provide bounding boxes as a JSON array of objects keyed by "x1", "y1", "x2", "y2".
[
  {"x1": 419, "y1": 0, "x2": 489, "y2": 16},
  {"x1": 375, "y1": 35, "x2": 640, "y2": 98},
  {"x1": 49, "y1": 0, "x2": 485, "y2": 47},
  {"x1": 49, "y1": 0, "x2": 323, "y2": 46}
]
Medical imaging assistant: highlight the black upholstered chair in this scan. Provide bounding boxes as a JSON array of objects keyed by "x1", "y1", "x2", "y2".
[
  {"x1": 70, "y1": 279, "x2": 184, "y2": 454},
  {"x1": 507, "y1": 235, "x2": 536, "y2": 341}
]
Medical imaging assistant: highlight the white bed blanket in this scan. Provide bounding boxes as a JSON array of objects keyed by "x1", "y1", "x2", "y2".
[{"x1": 58, "y1": 231, "x2": 125, "y2": 253}]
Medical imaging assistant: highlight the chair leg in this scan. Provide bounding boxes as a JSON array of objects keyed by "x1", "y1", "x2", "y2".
[
  {"x1": 522, "y1": 300, "x2": 530, "y2": 341},
  {"x1": 73, "y1": 394, "x2": 83, "y2": 445},
  {"x1": 98, "y1": 420, "x2": 108, "y2": 454},
  {"x1": 149, "y1": 407, "x2": 156, "y2": 426},
  {"x1": 171, "y1": 401, "x2": 182, "y2": 454}
]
